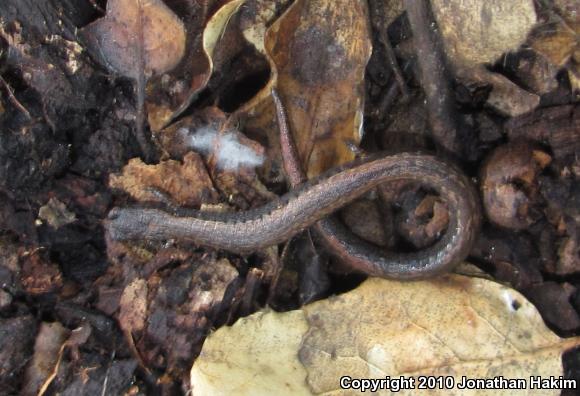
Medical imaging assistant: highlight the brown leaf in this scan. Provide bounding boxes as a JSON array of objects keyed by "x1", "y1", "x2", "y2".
[
  {"x1": 136, "y1": 256, "x2": 239, "y2": 378},
  {"x1": 109, "y1": 152, "x2": 219, "y2": 207},
  {"x1": 524, "y1": 282, "x2": 580, "y2": 333},
  {"x1": 20, "y1": 250, "x2": 63, "y2": 295},
  {"x1": 191, "y1": 275, "x2": 580, "y2": 395},
  {"x1": 481, "y1": 141, "x2": 550, "y2": 230},
  {"x1": 82, "y1": 0, "x2": 186, "y2": 79},
  {"x1": 119, "y1": 278, "x2": 148, "y2": 335},
  {"x1": 81, "y1": 0, "x2": 187, "y2": 157},
  {"x1": 529, "y1": 22, "x2": 577, "y2": 68},
  {"x1": 527, "y1": 12, "x2": 580, "y2": 92},
  {"x1": 23, "y1": 322, "x2": 69, "y2": 396},
  {"x1": 255, "y1": 0, "x2": 371, "y2": 177}
]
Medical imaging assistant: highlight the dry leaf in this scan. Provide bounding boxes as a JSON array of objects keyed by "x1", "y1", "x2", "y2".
[
  {"x1": 160, "y1": 107, "x2": 274, "y2": 208},
  {"x1": 148, "y1": 0, "x2": 246, "y2": 130},
  {"x1": 109, "y1": 151, "x2": 218, "y2": 207},
  {"x1": 530, "y1": 25, "x2": 577, "y2": 68},
  {"x1": 35, "y1": 325, "x2": 92, "y2": 396},
  {"x1": 240, "y1": 0, "x2": 291, "y2": 54},
  {"x1": 428, "y1": 1, "x2": 539, "y2": 117},
  {"x1": 23, "y1": 322, "x2": 69, "y2": 396},
  {"x1": 82, "y1": 0, "x2": 186, "y2": 79},
  {"x1": 527, "y1": 7, "x2": 579, "y2": 92},
  {"x1": 20, "y1": 250, "x2": 63, "y2": 295},
  {"x1": 191, "y1": 275, "x2": 580, "y2": 395},
  {"x1": 269, "y1": 0, "x2": 371, "y2": 176},
  {"x1": 119, "y1": 278, "x2": 148, "y2": 335},
  {"x1": 246, "y1": 0, "x2": 371, "y2": 178},
  {"x1": 118, "y1": 278, "x2": 151, "y2": 372},
  {"x1": 456, "y1": 66, "x2": 540, "y2": 118},
  {"x1": 431, "y1": 0, "x2": 536, "y2": 67},
  {"x1": 81, "y1": 0, "x2": 187, "y2": 157}
]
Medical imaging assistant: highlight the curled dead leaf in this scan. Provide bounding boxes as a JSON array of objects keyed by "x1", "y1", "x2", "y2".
[
  {"x1": 429, "y1": 0, "x2": 539, "y2": 117},
  {"x1": 148, "y1": 0, "x2": 246, "y2": 131},
  {"x1": 109, "y1": 152, "x2": 218, "y2": 207}
]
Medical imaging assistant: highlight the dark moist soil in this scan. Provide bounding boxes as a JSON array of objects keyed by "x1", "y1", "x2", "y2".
[{"x1": 1, "y1": 0, "x2": 579, "y2": 395}]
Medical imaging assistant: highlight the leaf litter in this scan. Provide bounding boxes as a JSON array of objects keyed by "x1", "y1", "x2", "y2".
[
  {"x1": 81, "y1": 0, "x2": 187, "y2": 158},
  {"x1": 1, "y1": 0, "x2": 579, "y2": 393}
]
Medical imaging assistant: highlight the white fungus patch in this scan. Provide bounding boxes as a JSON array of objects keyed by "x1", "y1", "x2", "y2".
[{"x1": 179, "y1": 126, "x2": 265, "y2": 171}]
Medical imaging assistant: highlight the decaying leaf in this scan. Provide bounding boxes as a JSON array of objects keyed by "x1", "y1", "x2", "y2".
[
  {"x1": 81, "y1": 0, "x2": 187, "y2": 157},
  {"x1": 118, "y1": 277, "x2": 150, "y2": 371},
  {"x1": 20, "y1": 250, "x2": 63, "y2": 295},
  {"x1": 23, "y1": 322, "x2": 69, "y2": 396},
  {"x1": 431, "y1": 0, "x2": 536, "y2": 67},
  {"x1": 109, "y1": 151, "x2": 218, "y2": 207},
  {"x1": 527, "y1": 4, "x2": 580, "y2": 91},
  {"x1": 160, "y1": 107, "x2": 273, "y2": 209},
  {"x1": 191, "y1": 275, "x2": 580, "y2": 395},
  {"x1": 119, "y1": 278, "x2": 148, "y2": 336},
  {"x1": 82, "y1": 0, "x2": 186, "y2": 79},
  {"x1": 246, "y1": 0, "x2": 371, "y2": 178},
  {"x1": 148, "y1": 0, "x2": 246, "y2": 131},
  {"x1": 34, "y1": 325, "x2": 92, "y2": 396},
  {"x1": 427, "y1": 0, "x2": 540, "y2": 117},
  {"x1": 240, "y1": 0, "x2": 290, "y2": 54},
  {"x1": 530, "y1": 23, "x2": 577, "y2": 68}
]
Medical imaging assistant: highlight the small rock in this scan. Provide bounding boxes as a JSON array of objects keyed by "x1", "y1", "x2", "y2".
[
  {"x1": 0, "y1": 289, "x2": 12, "y2": 310},
  {"x1": 38, "y1": 197, "x2": 76, "y2": 229}
]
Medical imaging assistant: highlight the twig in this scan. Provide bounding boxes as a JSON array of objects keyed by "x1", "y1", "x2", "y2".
[
  {"x1": 367, "y1": 0, "x2": 410, "y2": 99},
  {"x1": 382, "y1": 37, "x2": 410, "y2": 100},
  {"x1": 88, "y1": 0, "x2": 105, "y2": 14},
  {"x1": 404, "y1": 0, "x2": 463, "y2": 155},
  {"x1": 135, "y1": 0, "x2": 154, "y2": 161},
  {"x1": 378, "y1": 61, "x2": 412, "y2": 116},
  {"x1": 0, "y1": 75, "x2": 32, "y2": 119}
]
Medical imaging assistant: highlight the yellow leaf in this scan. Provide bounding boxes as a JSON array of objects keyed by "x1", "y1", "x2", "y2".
[
  {"x1": 431, "y1": 0, "x2": 537, "y2": 67},
  {"x1": 191, "y1": 275, "x2": 580, "y2": 395}
]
